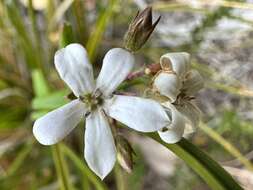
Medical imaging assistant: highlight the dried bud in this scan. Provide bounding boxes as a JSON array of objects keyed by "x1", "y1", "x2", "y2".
[
  {"x1": 124, "y1": 7, "x2": 161, "y2": 52},
  {"x1": 116, "y1": 135, "x2": 135, "y2": 173}
]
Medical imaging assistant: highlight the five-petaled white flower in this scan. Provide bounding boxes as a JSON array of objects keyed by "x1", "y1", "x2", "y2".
[
  {"x1": 153, "y1": 52, "x2": 204, "y2": 143},
  {"x1": 33, "y1": 43, "x2": 170, "y2": 179}
]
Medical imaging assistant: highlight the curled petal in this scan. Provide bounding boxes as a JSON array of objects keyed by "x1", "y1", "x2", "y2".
[
  {"x1": 159, "y1": 103, "x2": 185, "y2": 143},
  {"x1": 160, "y1": 52, "x2": 190, "y2": 78},
  {"x1": 54, "y1": 43, "x2": 95, "y2": 97},
  {"x1": 176, "y1": 101, "x2": 201, "y2": 134},
  {"x1": 96, "y1": 48, "x2": 134, "y2": 96},
  {"x1": 153, "y1": 72, "x2": 182, "y2": 102},
  {"x1": 33, "y1": 100, "x2": 86, "y2": 145},
  {"x1": 84, "y1": 109, "x2": 116, "y2": 179},
  {"x1": 103, "y1": 95, "x2": 170, "y2": 132},
  {"x1": 182, "y1": 70, "x2": 204, "y2": 96}
]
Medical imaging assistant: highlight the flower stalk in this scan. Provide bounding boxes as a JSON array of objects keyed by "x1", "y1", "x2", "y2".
[{"x1": 52, "y1": 143, "x2": 72, "y2": 190}]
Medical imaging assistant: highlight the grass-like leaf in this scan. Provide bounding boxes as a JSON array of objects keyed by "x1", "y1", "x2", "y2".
[{"x1": 148, "y1": 133, "x2": 243, "y2": 190}]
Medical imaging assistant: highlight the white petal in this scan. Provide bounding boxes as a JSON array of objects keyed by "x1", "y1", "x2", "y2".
[
  {"x1": 103, "y1": 95, "x2": 170, "y2": 132},
  {"x1": 96, "y1": 48, "x2": 134, "y2": 96},
  {"x1": 153, "y1": 72, "x2": 182, "y2": 102},
  {"x1": 54, "y1": 43, "x2": 94, "y2": 97},
  {"x1": 159, "y1": 103, "x2": 185, "y2": 143},
  {"x1": 33, "y1": 100, "x2": 86, "y2": 145},
  {"x1": 160, "y1": 52, "x2": 190, "y2": 78},
  {"x1": 176, "y1": 101, "x2": 201, "y2": 134},
  {"x1": 182, "y1": 70, "x2": 204, "y2": 95},
  {"x1": 84, "y1": 109, "x2": 116, "y2": 179}
]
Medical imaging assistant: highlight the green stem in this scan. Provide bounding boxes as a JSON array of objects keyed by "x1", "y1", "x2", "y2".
[
  {"x1": 114, "y1": 163, "x2": 127, "y2": 190},
  {"x1": 61, "y1": 144, "x2": 108, "y2": 190},
  {"x1": 147, "y1": 133, "x2": 243, "y2": 190},
  {"x1": 52, "y1": 144, "x2": 72, "y2": 190}
]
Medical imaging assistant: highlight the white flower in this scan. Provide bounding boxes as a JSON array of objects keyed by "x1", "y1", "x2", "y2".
[
  {"x1": 153, "y1": 52, "x2": 203, "y2": 143},
  {"x1": 33, "y1": 43, "x2": 170, "y2": 179}
]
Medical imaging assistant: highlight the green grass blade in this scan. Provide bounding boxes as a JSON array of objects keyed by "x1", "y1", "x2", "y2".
[
  {"x1": 199, "y1": 122, "x2": 253, "y2": 171},
  {"x1": 32, "y1": 70, "x2": 50, "y2": 97},
  {"x1": 60, "y1": 22, "x2": 75, "y2": 48},
  {"x1": 72, "y1": 0, "x2": 88, "y2": 45},
  {"x1": 5, "y1": 1, "x2": 40, "y2": 69},
  {"x1": 32, "y1": 90, "x2": 68, "y2": 110},
  {"x1": 148, "y1": 133, "x2": 243, "y2": 190},
  {"x1": 5, "y1": 140, "x2": 34, "y2": 177},
  {"x1": 86, "y1": 0, "x2": 117, "y2": 62}
]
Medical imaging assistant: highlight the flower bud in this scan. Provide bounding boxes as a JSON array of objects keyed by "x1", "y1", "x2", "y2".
[
  {"x1": 124, "y1": 7, "x2": 161, "y2": 52},
  {"x1": 153, "y1": 71, "x2": 182, "y2": 102},
  {"x1": 160, "y1": 52, "x2": 191, "y2": 78},
  {"x1": 116, "y1": 135, "x2": 135, "y2": 173},
  {"x1": 182, "y1": 70, "x2": 204, "y2": 95}
]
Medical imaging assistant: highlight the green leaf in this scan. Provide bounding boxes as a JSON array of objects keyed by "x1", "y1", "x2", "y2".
[
  {"x1": 0, "y1": 107, "x2": 27, "y2": 129},
  {"x1": 60, "y1": 22, "x2": 75, "y2": 48},
  {"x1": 5, "y1": 140, "x2": 34, "y2": 177},
  {"x1": 32, "y1": 70, "x2": 50, "y2": 97},
  {"x1": 148, "y1": 133, "x2": 243, "y2": 190},
  {"x1": 32, "y1": 89, "x2": 68, "y2": 110},
  {"x1": 5, "y1": 1, "x2": 40, "y2": 69},
  {"x1": 30, "y1": 110, "x2": 50, "y2": 120},
  {"x1": 0, "y1": 80, "x2": 7, "y2": 90},
  {"x1": 86, "y1": 0, "x2": 117, "y2": 62},
  {"x1": 72, "y1": 0, "x2": 88, "y2": 45},
  {"x1": 199, "y1": 122, "x2": 253, "y2": 171}
]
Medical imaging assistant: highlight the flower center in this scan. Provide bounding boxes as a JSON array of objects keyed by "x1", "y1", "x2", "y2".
[{"x1": 79, "y1": 89, "x2": 104, "y2": 112}]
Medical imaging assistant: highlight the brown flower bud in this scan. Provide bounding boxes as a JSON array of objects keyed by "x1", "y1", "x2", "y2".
[
  {"x1": 124, "y1": 6, "x2": 161, "y2": 52},
  {"x1": 116, "y1": 135, "x2": 135, "y2": 173}
]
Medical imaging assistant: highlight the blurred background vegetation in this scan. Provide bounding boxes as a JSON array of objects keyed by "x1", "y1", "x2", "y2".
[{"x1": 1, "y1": 0, "x2": 253, "y2": 189}]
